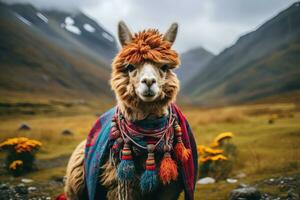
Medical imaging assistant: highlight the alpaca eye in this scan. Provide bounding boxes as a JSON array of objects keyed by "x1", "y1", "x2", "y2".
[
  {"x1": 126, "y1": 64, "x2": 135, "y2": 72},
  {"x1": 160, "y1": 64, "x2": 169, "y2": 72}
]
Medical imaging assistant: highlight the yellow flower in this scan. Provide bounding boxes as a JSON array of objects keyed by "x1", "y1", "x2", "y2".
[
  {"x1": 9, "y1": 160, "x2": 23, "y2": 170},
  {"x1": 199, "y1": 156, "x2": 211, "y2": 163},
  {"x1": 199, "y1": 154, "x2": 228, "y2": 163},
  {"x1": 210, "y1": 154, "x2": 228, "y2": 161},
  {"x1": 210, "y1": 132, "x2": 233, "y2": 147},
  {"x1": 198, "y1": 145, "x2": 224, "y2": 155},
  {"x1": 197, "y1": 145, "x2": 205, "y2": 155},
  {"x1": 204, "y1": 147, "x2": 224, "y2": 155},
  {"x1": 0, "y1": 137, "x2": 42, "y2": 153}
]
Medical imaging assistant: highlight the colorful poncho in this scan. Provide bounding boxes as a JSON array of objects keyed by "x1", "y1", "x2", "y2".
[{"x1": 84, "y1": 104, "x2": 198, "y2": 200}]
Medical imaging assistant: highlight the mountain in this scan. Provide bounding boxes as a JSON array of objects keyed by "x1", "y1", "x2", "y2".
[
  {"x1": 0, "y1": 2, "x2": 118, "y2": 101},
  {"x1": 176, "y1": 47, "x2": 214, "y2": 87},
  {"x1": 182, "y1": 2, "x2": 300, "y2": 105}
]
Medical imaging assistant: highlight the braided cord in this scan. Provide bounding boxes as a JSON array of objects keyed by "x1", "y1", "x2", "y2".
[{"x1": 116, "y1": 107, "x2": 175, "y2": 150}]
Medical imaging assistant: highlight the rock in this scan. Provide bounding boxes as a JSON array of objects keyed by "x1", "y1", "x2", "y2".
[
  {"x1": 0, "y1": 183, "x2": 16, "y2": 200},
  {"x1": 53, "y1": 176, "x2": 64, "y2": 183},
  {"x1": 0, "y1": 183, "x2": 9, "y2": 190},
  {"x1": 238, "y1": 183, "x2": 248, "y2": 188},
  {"x1": 227, "y1": 178, "x2": 238, "y2": 183},
  {"x1": 22, "y1": 178, "x2": 34, "y2": 183},
  {"x1": 41, "y1": 74, "x2": 49, "y2": 82},
  {"x1": 61, "y1": 129, "x2": 73, "y2": 136},
  {"x1": 0, "y1": 190, "x2": 10, "y2": 200},
  {"x1": 1, "y1": 182, "x2": 58, "y2": 200},
  {"x1": 287, "y1": 189, "x2": 299, "y2": 200},
  {"x1": 197, "y1": 177, "x2": 215, "y2": 184},
  {"x1": 18, "y1": 122, "x2": 31, "y2": 131},
  {"x1": 15, "y1": 184, "x2": 28, "y2": 195},
  {"x1": 28, "y1": 186, "x2": 37, "y2": 192},
  {"x1": 229, "y1": 186, "x2": 261, "y2": 200}
]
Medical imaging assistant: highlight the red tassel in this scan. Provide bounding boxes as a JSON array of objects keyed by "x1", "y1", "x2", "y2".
[
  {"x1": 55, "y1": 193, "x2": 67, "y2": 200},
  {"x1": 159, "y1": 152, "x2": 178, "y2": 184},
  {"x1": 174, "y1": 121, "x2": 191, "y2": 162},
  {"x1": 174, "y1": 142, "x2": 191, "y2": 162}
]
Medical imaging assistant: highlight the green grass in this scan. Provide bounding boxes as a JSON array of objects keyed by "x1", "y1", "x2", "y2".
[{"x1": 0, "y1": 101, "x2": 300, "y2": 199}]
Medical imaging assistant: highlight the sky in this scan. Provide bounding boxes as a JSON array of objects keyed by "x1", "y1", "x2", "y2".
[{"x1": 2, "y1": 0, "x2": 299, "y2": 54}]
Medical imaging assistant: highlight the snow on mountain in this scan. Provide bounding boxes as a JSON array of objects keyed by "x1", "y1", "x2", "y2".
[
  {"x1": 0, "y1": 2, "x2": 119, "y2": 99},
  {"x1": 83, "y1": 23, "x2": 95, "y2": 32},
  {"x1": 62, "y1": 16, "x2": 81, "y2": 35},
  {"x1": 64, "y1": 24, "x2": 81, "y2": 35},
  {"x1": 36, "y1": 12, "x2": 48, "y2": 23},
  {"x1": 14, "y1": 13, "x2": 32, "y2": 26},
  {"x1": 102, "y1": 32, "x2": 114, "y2": 42},
  {"x1": 65, "y1": 16, "x2": 74, "y2": 25},
  {"x1": 1, "y1": 2, "x2": 118, "y2": 63}
]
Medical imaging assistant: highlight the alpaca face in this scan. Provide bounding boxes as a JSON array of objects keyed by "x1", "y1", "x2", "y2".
[
  {"x1": 111, "y1": 21, "x2": 180, "y2": 111},
  {"x1": 129, "y1": 62, "x2": 169, "y2": 102}
]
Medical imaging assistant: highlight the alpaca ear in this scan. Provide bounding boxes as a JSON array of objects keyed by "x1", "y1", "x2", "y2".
[
  {"x1": 163, "y1": 23, "x2": 178, "y2": 44},
  {"x1": 118, "y1": 21, "x2": 132, "y2": 46}
]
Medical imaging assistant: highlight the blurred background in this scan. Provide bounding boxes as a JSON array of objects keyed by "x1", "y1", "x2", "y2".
[{"x1": 0, "y1": 0, "x2": 299, "y2": 199}]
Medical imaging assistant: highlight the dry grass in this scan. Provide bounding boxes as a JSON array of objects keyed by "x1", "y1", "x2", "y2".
[
  {"x1": 0, "y1": 114, "x2": 98, "y2": 159},
  {"x1": 183, "y1": 107, "x2": 247, "y2": 125},
  {"x1": 181, "y1": 102, "x2": 300, "y2": 199}
]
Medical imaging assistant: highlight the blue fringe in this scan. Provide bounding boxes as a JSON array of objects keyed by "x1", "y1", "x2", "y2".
[
  {"x1": 117, "y1": 160, "x2": 135, "y2": 181},
  {"x1": 140, "y1": 170, "x2": 158, "y2": 193}
]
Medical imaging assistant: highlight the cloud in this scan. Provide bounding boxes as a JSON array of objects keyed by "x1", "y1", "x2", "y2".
[
  {"x1": 83, "y1": 0, "x2": 298, "y2": 54},
  {"x1": 1, "y1": 0, "x2": 98, "y2": 11},
  {"x1": 2, "y1": 0, "x2": 298, "y2": 54}
]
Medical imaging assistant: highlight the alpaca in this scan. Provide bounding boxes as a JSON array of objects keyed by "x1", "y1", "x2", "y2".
[{"x1": 64, "y1": 21, "x2": 198, "y2": 200}]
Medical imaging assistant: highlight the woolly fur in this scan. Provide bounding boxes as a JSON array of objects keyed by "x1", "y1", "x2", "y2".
[
  {"x1": 65, "y1": 28, "x2": 183, "y2": 200},
  {"x1": 110, "y1": 30, "x2": 180, "y2": 120}
]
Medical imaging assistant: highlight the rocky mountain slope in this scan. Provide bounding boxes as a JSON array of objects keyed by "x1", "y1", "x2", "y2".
[
  {"x1": 176, "y1": 47, "x2": 214, "y2": 87},
  {"x1": 182, "y1": 2, "x2": 300, "y2": 105},
  {"x1": 0, "y1": 2, "x2": 118, "y2": 100}
]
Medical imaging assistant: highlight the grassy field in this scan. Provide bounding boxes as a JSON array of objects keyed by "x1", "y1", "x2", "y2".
[
  {"x1": 184, "y1": 103, "x2": 300, "y2": 199},
  {"x1": 0, "y1": 100, "x2": 299, "y2": 199}
]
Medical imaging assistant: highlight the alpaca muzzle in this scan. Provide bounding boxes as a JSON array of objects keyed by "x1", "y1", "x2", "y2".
[{"x1": 142, "y1": 89, "x2": 156, "y2": 97}]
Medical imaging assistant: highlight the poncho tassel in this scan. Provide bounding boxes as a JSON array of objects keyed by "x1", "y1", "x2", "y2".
[
  {"x1": 159, "y1": 148, "x2": 178, "y2": 185},
  {"x1": 55, "y1": 193, "x2": 67, "y2": 200},
  {"x1": 117, "y1": 139, "x2": 135, "y2": 181},
  {"x1": 140, "y1": 144, "x2": 158, "y2": 193},
  {"x1": 174, "y1": 121, "x2": 191, "y2": 162}
]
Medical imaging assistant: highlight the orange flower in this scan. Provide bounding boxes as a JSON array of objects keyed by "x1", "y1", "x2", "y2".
[
  {"x1": 9, "y1": 160, "x2": 23, "y2": 170},
  {"x1": 197, "y1": 145, "x2": 205, "y2": 155}
]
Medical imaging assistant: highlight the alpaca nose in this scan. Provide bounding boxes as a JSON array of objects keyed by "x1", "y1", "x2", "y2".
[{"x1": 141, "y1": 78, "x2": 156, "y2": 87}]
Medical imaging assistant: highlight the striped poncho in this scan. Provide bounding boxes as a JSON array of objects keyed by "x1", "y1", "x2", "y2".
[{"x1": 84, "y1": 104, "x2": 198, "y2": 200}]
